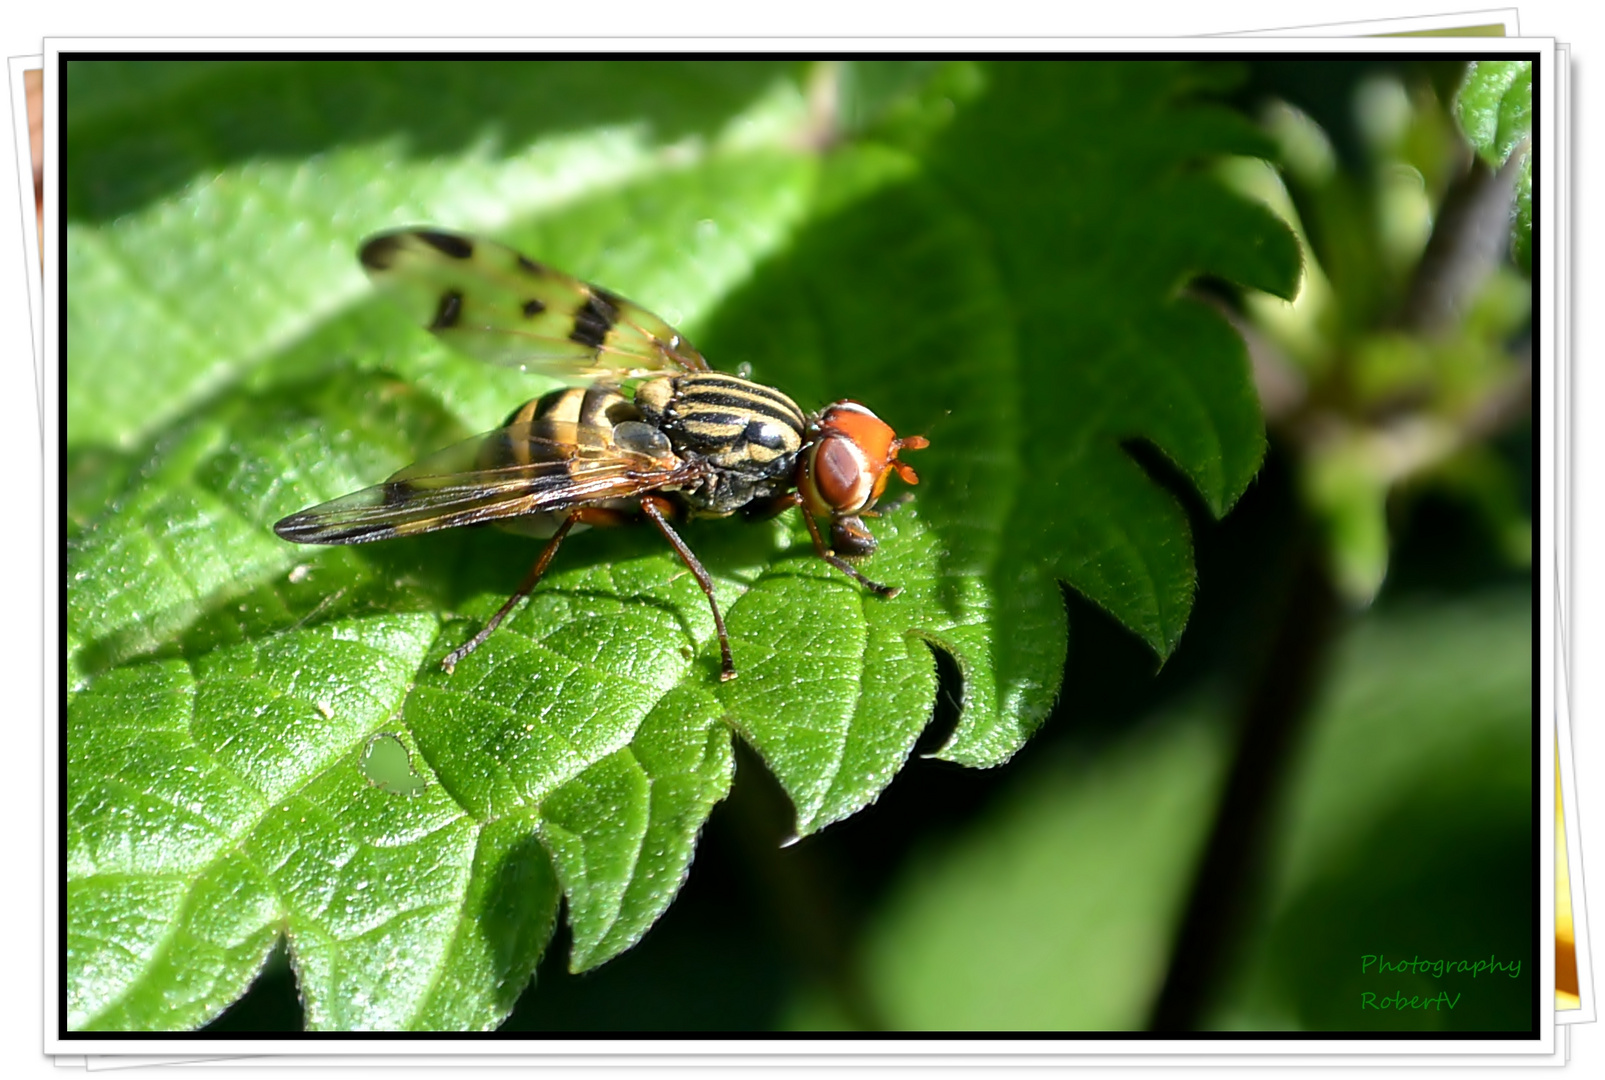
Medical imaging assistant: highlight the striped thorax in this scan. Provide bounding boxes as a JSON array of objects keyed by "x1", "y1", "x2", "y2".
[{"x1": 634, "y1": 372, "x2": 807, "y2": 514}]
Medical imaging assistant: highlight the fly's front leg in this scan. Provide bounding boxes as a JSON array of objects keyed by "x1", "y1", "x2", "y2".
[
  {"x1": 797, "y1": 508, "x2": 901, "y2": 597},
  {"x1": 639, "y1": 497, "x2": 738, "y2": 682},
  {"x1": 761, "y1": 493, "x2": 901, "y2": 597}
]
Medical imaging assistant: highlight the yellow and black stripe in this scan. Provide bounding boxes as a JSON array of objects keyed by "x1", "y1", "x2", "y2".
[
  {"x1": 502, "y1": 387, "x2": 642, "y2": 440},
  {"x1": 636, "y1": 373, "x2": 806, "y2": 471}
]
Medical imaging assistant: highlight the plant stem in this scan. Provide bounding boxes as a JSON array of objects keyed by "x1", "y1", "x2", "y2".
[{"x1": 1147, "y1": 523, "x2": 1343, "y2": 1031}]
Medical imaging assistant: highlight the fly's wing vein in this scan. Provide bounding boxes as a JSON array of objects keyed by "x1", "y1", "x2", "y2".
[
  {"x1": 275, "y1": 420, "x2": 688, "y2": 543},
  {"x1": 360, "y1": 229, "x2": 712, "y2": 383}
]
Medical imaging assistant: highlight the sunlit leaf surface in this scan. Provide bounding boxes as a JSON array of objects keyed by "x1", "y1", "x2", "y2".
[{"x1": 66, "y1": 60, "x2": 1298, "y2": 1029}]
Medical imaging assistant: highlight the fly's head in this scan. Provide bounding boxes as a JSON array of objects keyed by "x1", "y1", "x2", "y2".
[{"x1": 797, "y1": 401, "x2": 929, "y2": 557}]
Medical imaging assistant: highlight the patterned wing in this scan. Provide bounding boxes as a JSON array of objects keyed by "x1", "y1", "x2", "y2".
[
  {"x1": 274, "y1": 419, "x2": 689, "y2": 544},
  {"x1": 359, "y1": 229, "x2": 712, "y2": 382}
]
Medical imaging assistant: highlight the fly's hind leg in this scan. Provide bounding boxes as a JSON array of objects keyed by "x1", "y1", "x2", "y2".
[
  {"x1": 442, "y1": 515, "x2": 578, "y2": 673},
  {"x1": 442, "y1": 507, "x2": 636, "y2": 674},
  {"x1": 639, "y1": 497, "x2": 738, "y2": 682}
]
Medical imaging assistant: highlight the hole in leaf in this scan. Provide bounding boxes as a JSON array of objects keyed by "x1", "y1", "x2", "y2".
[{"x1": 359, "y1": 733, "x2": 428, "y2": 796}]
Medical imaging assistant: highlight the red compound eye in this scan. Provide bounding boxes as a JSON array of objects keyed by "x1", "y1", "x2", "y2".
[
  {"x1": 811, "y1": 435, "x2": 873, "y2": 513},
  {"x1": 797, "y1": 401, "x2": 929, "y2": 521}
]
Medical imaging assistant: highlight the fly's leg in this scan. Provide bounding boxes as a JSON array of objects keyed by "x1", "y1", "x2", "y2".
[
  {"x1": 752, "y1": 493, "x2": 901, "y2": 598},
  {"x1": 442, "y1": 507, "x2": 633, "y2": 674},
  {"x1": 860, "y1": 490, "x2": 915, "y2": 517},
  {"x1": 639, "y1": 496, "x2": 737, "y2": 682},
  {"x1": 797, "y1": 503, "x2": 901, "y2": 597},
  {"x1": 442, "y1": 514, "x2": 578, "y2": 673}
]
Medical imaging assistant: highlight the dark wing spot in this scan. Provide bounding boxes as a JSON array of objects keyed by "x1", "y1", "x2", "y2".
[
  {"x1": 517, "y1": 254, "x2": 547, "y2": 275},
  {"x1": 522, "y1": 298, "x2": 546, "y2": 317},
  {"x1": 593, "y1": 286, "x2": 628, "y2": 310},
  {"x1": 416, "y1": 231, "x2": 474, "y2": 259},
  {"x1": 430, "y1": 290, "x2": 464, "y2": 330},
  {"x1": 359, "y1": 234, "x2": 403, "y2": 271},
  {"x1": 570, "y1": 293, "x2": 617, "y2": 349}
]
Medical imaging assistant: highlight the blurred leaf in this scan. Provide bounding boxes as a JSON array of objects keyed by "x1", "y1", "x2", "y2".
[
  {"x1": 1210, "y1": 591, "x2": 1532, "y2": 1031},
  {"x1": 808, "y1": 710, "x2": 1231, "y2": 1030},
  {"x1": 1261, "y1": 101, "x2": 1396, "y2": 333},
  {"x1": 1453, "y1": 60, "x2": 1532, "y2": 272},
  {"x1": 1512, "y1": 152, "x2": 1533, "y2": 274},
  {"x1": 67, "y1": 59, "x2": 1297, "y2": 1028},
  {"x1": 1301, "y1": 437, "x2": 1394, "y2": 605},
  {"x1": 1227, "y1": 76, "x2": 1532, "y2": 606}
]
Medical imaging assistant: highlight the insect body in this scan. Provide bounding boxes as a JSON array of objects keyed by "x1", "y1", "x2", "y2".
[{"x1": 274, "y1": 229, "x2": 928, "y2": 681}]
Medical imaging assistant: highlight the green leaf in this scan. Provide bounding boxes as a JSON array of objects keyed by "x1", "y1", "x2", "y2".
[
  {"x1": 65, "y1": 614, "x2": 565, "y2": 1031},
  {"x1": 1453, "y1": 60, "x2": 1533, "y2": 272},
  {"x1": 892, "y1": 63, "x2": 1300, "y2": 764},
  {"x1": 67, "y1": 60, "x2": 1297, "y2": 1028},
  {"x1": 1301, "y1": 431, "x2": 1396, "y2": 606}
]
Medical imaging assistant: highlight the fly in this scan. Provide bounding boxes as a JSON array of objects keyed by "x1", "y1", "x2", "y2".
[{"x1": 274, "y1": 229, "x2": 928, "y2": 681}]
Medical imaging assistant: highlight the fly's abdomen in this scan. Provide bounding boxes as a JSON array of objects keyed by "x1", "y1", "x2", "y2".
[
  {"x1": 481, "y1": 386, "x2": 644, "y2": 468},
  {"x1": 502, "y1": 386, "x2": 643, "y2": 441}
]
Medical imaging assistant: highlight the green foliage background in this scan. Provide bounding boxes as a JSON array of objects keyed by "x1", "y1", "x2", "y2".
[
  {"x1": 1455, "y1": 59, "x2": 1533, "y2": 272},
  {"x1": 64, "y1": 58, "x2": 1532, "y2": 1034}
]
